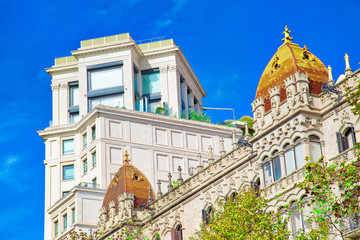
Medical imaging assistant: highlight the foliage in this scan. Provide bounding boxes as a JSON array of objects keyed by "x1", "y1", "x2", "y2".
[
  {"x1": 69, "y1": 225, "x2": 159, "y2": 240},
  {"x1": 297, "y1": 156, "x2": 360, "y2": 239},
  {"x1": 172, "y1": 180, "x2": 178, "y2": 188},
  {"x1": 345, "y1": 77, "x2": 360, "y2": 116},
  {"x1": 239, "y1": 116, "x2": 255, "y2": 137},
  {"x1": 184, "y1": 110, "x2": 211, "y2": 122},
  {"x1": 197, "y1": 187, "x2": 290, "y2": 240}
]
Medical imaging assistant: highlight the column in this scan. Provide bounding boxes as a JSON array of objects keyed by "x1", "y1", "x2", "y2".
[
  {"x1": 168, "y1": 65, "x2": 180, "y2": 117},
  {"x1": 123, "y1": 58, "x2": 134, "y2": 110},
  {"x1": 302, "y1": 138, "x2": 310, "y2": 161},
  {"x1": 59, "y1": 83, "x2": 69, "y2": 125},
  {"x1": 279, "y1": 151, "x2": 286, "y2": 177},
  {"x1": 51, "y1": 83, "x2": 59, "y2": 126}
]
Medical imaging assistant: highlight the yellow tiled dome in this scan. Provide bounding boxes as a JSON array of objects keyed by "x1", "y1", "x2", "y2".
[{"x1": 255, "y1": 27, "x2": 328, "y2": 111}]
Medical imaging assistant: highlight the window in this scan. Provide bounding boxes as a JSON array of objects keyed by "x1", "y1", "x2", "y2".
[
  {"x1": 140, "y1": 69, "x2": 161, "y2": 113},
  {"x1": 92, "y1": 151, "x2": 97, "y2": 167},
  {"x1": 83, "y1": 158, "x2": 88, "y2": 174},
  {"x1": 171, "y1": 224, "x2": 183, "y2": 240},
  {"x1": 72, "y1": 208, "x2": 76, "y2": 224},
  {"x1": 92, "y1": 177, "x2": 97, "y2": 187},
  {"x1": 83, "y1": 132, "x2": 87, "y2": 148},
  {"x1": 263, "y1": 153, "x2": 282, "y2": 186},
  {"x1": 284, "y1": 140, "x2": 304, "y2": 175},
  {"x1": 63, "y1": 165, "x2": 74, "y2": 180},
  {"x1": 87, "y1": 62, "x2": 124, "y2": 110},
  {"x1": 284, "y1": 145, "x2": 296, "y2": 174},
  {"x1": 309, "y1": 135, "x2": 322, "y2": 161},
  {"x1": 91, "y1": 125, "x2": 96, "y2": 140},
  {"x1": 63, "y1": 214, "x2": 67, "y2": 230},
  {"x1": 294, "y1": 142, "x2": 304, "y2": 169},
  {"x1": 69, "y1": 82, "x2": 79, "y2": 123},
  {"x1": 62, "y1": 191, "x2": 69, "y2": 197},
  {"x1": 54, "y1": 220, "x2": 59, "y2": 236},
  {"x1": 337, "y1": 127, "x2": 356, "y2": 153},
  {"x1": 290, "y1": 198, "x2": 310, "y2": 236},
  {"x1": 202, "y1": 206, "x2": 213, "y2": 225},
  {"x1": 63, "y1": 139, "x2": 74, "y2": 154}
]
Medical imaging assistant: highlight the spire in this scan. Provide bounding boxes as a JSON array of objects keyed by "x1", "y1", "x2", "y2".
[
  {"x1": 344, "y1": 53, "x2": 352, "y2": 75},
  {"x1": 123, "y1": 150, "x2": 131, "y2": 164},
  {"x1": 282, "y1": 25, "x2": 293, "y2": 44},
  {"x1": 328, "y1": 65, "x2": 335, "y2": 84}
]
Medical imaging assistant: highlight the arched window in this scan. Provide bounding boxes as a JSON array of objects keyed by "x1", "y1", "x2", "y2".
[
  {"x1": 290, "y1": 197, "x2": 310, "y2": 236},
  {"x1": 202, "y1": 206, "x2": 213, "y2": 225},
  {"x1": 263, "y1": 152, "x2": 282, "y2": 186},
  {"x1": 336, "y1": 126, "x2": 357, "y2": 153},
  {"x1": 284, "y1": 143, "x2": 296, "y2": 175},
  {"x1": 309, "y1": 135, "x2": 322, "y2": 161},
  {"x1": 171, "y1": 224, "x2": 183, "y2": 240}
]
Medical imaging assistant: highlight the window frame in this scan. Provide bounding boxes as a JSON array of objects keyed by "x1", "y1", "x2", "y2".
[
  {"x1": 263, "y1": 151, "x2": 283, "y2": 186},
  {"x1": 69, "y1": 82, "x2": 79, "y2": 123},
  {"x1": 62, "y1": 139, "x2": 74, "y2": 155},
  {"x1": 72, "y1": 208, "x2": 76, "y2": 225},
  {"x1": 83, "y1": 132, "x2": 87, "y2": 148},
  {"x1": 140, "y1": 68, "x2": 161, "y2": 113},
  {"x1": 91, "y1": 124, "x2": 96, "y2": 140},
  {"x1": 91, "y1": 150, "x2": 97, "y2": 168},
  {"x1": 62, "y1": 164, "x2": 75, "y2": 181},
  {"x1": 87, "y1": 62, "x2": 124, "y2": 111},
  {"x1": 83, "y1": 157, "x2": 88, "y2": 175},
  {"x1": 63, "y1": 213, "x2": 68, "y2": 231},
  {"x1": 54, "y1": 220, "x2": 59, "y2": 237}
]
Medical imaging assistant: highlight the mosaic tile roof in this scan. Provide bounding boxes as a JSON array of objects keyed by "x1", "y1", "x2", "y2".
[
  {"x1": 255, "y1": 40, "x2": 328, "y2": 111},
  {"x1": 102, "y1": 151, "x2": 155, "y2": 214}
]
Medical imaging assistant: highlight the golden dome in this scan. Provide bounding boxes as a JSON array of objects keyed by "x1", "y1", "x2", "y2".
[
  {"x1": 255, "y1": 27, "x2": 328, "y2": 111},
  {"x1": 102, "y1": 151, "x2": 155, "y2": 214}
]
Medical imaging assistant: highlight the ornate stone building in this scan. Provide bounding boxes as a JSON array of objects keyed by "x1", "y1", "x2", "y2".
[
  {"x1": 40, "y1": 27, "x2": 359, "y2": 240},
  {"x1": 94, "y1": 27, "x2": 359, "y2": 240}
]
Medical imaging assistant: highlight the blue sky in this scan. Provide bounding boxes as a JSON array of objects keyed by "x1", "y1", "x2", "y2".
[{"x1": 0, "y1": 0, "x2": 360, "y2": 239}]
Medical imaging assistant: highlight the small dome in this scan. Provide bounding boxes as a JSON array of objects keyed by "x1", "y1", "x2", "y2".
[
  {"x1": 255, "y1": 26, "x2": 328, "y2": 111},
  {"x1": 102, "y1": 151, "x2": 155, "y2": 215}
]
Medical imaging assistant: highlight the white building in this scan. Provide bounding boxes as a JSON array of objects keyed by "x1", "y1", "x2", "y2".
[{"x1": 39, "y1": 34, "x2": 240, "y2": 240}]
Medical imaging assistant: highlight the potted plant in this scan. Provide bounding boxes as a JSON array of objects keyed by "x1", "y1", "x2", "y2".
[{"x1": 155, "y1": 106, "x2": 167, "y2": 115}]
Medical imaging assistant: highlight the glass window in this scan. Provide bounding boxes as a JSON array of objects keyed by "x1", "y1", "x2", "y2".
[
  {"x1": 70, "y1": 112, "x2": 80, "y2": 123},
  {"x1": 63, "y1": 214, "x2": 67, "y2": 230},
  {"x1": 92, "y1": 178, "x2": 97, "y2": 187},
  {"x1": 148, "y1": 100, "x2": 162, "y2": 113},
  {"x1": 309, "y1": 142, "x2": 322, "y2": 161},
  {"x1": 294, "y1": 143, "x2": 304, "y2": 169},
  {"x1": 263, "y1": 161, "x2": 273, "y2": 186},
  {"x1": 83, "y1": 132, "x2": 87, "y2": 148},
  {"x1": 92, "y1": 125, "x2": 96, "y2": 140},
  {"x1": 142, "y1": 71, "x2": 160, "y2": 95},
  {"x1": 291, "y1": 204, "x2": 302, "y2": 235},
  {"x1": 62, "y1": 191, "x2": 69, "y2": 197},
  {"x1": 63, "y1": 139, "x2": 74, "y2": 154},
  {"x1": 89, "y1": 94, "x2": 124, "y2": 109},
  {"x1": 83, "y1": 158, "x2": 88, "y2": 174},
  {"x1": 92, "y1": 151, "x2": 97, "y2": 167},
  {"x1": 273, "y1": 155, "x2": 282, "y2": 181},
  {"x1": 63, "y1": 165, "x2": 74, "y2": 180},
  {"x1": 285, "y1": 148, "x2": 296, "y2": 175},
  {"x1": 72, "y1": 208, "x2": 75, "y2": 224},
  {"x1": 89, "y1": 66, "x2": 123, "y2": 91},
  {"x1": 70, "y1": 84, "x2": 79, "y2": 106},
  {"x1": 54, "y1": 220, "x2": 59, "y2": 236}
]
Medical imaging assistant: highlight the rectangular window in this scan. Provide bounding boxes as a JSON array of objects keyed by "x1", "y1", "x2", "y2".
[
  {"x1": 83, "y1": 158, "x2": 88, "y2": 174},
  {"x1": 92, "y1": 177, "x2": 97, "y2": 187},
  {"x1": 63, "y1": 214, "x2": 67, "y2": 230},
  {"x1": 92, "y1": 151, "x2": 97, "y2": 167},
  {"x1": 309, "y1": 142, "x2": 322, "y2": 161},
  {"x1": 87, "y1": 63, "x2": 124, "y2": 111},
  {"x1": 89, "y1": 93, "x2": 124, "y2": 109},
  {"x1": 54, "y1": 220, "x2": 59, "y2": 236},
  {"x1": 285, "y1": 148, "x2": 296, "y2": 175},
  {"x1": 83, "y1": 132, "x2": 87, "y2": 148},
  {"x1": 89, "y1": 66, "x2": 123, "y2": 90},
  {"x1": 273, "y1": 156, "x2": 282, "y2": 181},
  {"x1": 63, "y1": 139, "x2": 74, "y2": 154},
  {"x1": 72, "y1": 208, "x2": 76, "y2": 224},
  {"x1": 294, "y1": 143, "x2": 304, "y2": 169},
  {"x1": 69, "y1": 82, "x2": 79, "y2": 123},
  {"x1": 63, "y1": 165, "x2": 74, "y2": 180},
  {"x1": 263, "y1": 161, "x2": 273, "y2": 186},
  {"x1": 62, "y1": 191, "x2": 69, "y2": 197},
  {"x1": 92, "y1": 125, "x2": 96, "y2": 140},
  {"x1": 141, "y1": 69, "x2": 161, "y2": 113}
]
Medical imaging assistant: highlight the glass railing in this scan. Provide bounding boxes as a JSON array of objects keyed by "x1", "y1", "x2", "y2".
[{"x1": 77, "y1": 182, "x2": 99, "y2": 188}]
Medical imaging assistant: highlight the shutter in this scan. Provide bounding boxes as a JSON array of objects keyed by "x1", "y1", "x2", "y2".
[
  {"x1": 336, "y1": 132, "x2": 343, "y2": 153},
  {"x1": 351, "y1": 126, "x2": 357, "y2": 146},
  {"x1": 171, "y1": 228, "x2": 176, "y2": 240},
  {"x1": 201, "y1": 209, "x2": 206, "y2": 223}
]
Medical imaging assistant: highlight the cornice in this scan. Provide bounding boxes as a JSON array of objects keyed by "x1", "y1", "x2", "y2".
[
  {"x1": 71, "y1": 41, "x2": 135, "y2": 57},
  {"x1": 46, "y1": 65, "x2": 78, "y2": 76}
]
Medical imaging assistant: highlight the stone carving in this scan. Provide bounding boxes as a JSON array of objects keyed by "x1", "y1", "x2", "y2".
[{"x1": 340, "y1": 110, "x2": 350, "y2": 124}]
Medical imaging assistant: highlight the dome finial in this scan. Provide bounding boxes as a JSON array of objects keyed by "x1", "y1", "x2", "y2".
[
  {"x1": 282, "y1": 25, "x2": 293, "y2": 43},
  {"x1": 123, "y1": 150, "x2": 131, "y2": 164}
]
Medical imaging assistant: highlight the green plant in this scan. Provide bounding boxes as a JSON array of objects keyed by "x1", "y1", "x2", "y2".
[{"x1": 188, "y1": 110, "x2": 211, "y2": 122}]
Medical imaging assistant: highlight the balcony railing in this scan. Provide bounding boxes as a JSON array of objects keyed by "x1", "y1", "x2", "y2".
[{"x1": 328, "y1": 147, "x2": 357, "y2": 163}]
